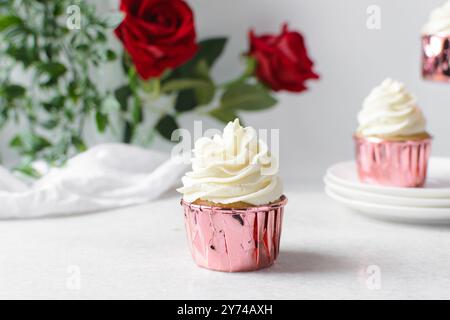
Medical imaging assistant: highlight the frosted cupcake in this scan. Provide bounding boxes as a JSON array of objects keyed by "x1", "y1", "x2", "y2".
[
  {"x1": 422, "y1": 1, "x2": 450, "y2": 82},
  {"x1": 177, "y1": 119, "x2": 287, "y2": 272},
  {"x1": 354, "y1": 79, "x2": 432, "y2": 187}
]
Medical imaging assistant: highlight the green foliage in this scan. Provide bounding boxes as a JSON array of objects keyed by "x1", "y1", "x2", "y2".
[
  {"x1": 0, "y1": 15, "x2": 22, "y2": 32},
  {"x1": 95, "y1": 112, "x2": 108, "y2": 133},
  {"x1": 159, "y1": 39, "x2": 277, "y2": 127},
  {"x1": 0, "y1": 1, "x2": 280, "y2": 173},
  {"x1": 161, "y1": 38, "x2": 226, "y2": 115},
  {"x1": 220, "y1": 83, "x2": 277, "y2": 111},
  {"x1": 0, "y1": 84, "x2": 25, "y2": 100},
  {"x1": 209, "y1": 65, "x2": 278, "y2": 123},
  {"x1": 209, "y1": 107, "x2": 239, "y2": 124},
  {"x1": 178, "y1": 37, "x2": 228, "y2": 73},
  {"x1": 155, "y1": 114, "x2": 179, "y2": 140},
  {"x1": 0, "y1": 0, "x2": 119, "y2": 168}
]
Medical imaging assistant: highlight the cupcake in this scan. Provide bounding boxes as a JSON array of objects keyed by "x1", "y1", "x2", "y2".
[
  {"x1": 354, "y1": 79, "x2": 432, "y2": 187},
  {"x1": 422, "y1": 1, "x2": 450, "y2": 82},
  {"x1": 177, "y1": 119, "x2": 287, "y2": 272}
]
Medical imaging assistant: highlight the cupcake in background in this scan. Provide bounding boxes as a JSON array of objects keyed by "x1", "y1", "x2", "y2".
[
  {"x1": 354, "y1": 78, "x2": 432, "y2": 187},
  {"x1": 178, "y1": 119, "x2": 287, "y2": 272},
  {"x1": 422, "y1": 1, "x2": 450, "y2": 82}
]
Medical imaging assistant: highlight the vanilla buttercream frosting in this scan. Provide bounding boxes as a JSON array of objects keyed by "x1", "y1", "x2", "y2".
[
  {"x1": 177, "y1": 119, "x2": 283, "y2": 205},
  {"x1": 422, "y1": 1, "x2": 450, "y2": 36},
  {"x1": 357, "y1": 79, "x2": 427, "y2": 138}
]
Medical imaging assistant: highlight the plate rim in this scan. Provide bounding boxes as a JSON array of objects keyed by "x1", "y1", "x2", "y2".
[
  {"x1": 324, "y1": 176, "x2": 450, "y2": 208},
  {"x1": 325, "y1": 186, "x2": 450, "y2": 222},
  {"x1": 326, "y1": 157, "x2": 450, "y2": 198}
]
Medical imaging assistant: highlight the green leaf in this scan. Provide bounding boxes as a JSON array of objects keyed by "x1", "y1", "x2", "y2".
[
  {"x1": 114, "y1": 85, "x2": 132, "y2": 111},
  {"x1": 42, "y1": 96, "x2": 65, "y2": 112},
  {"x1": 161, "y1": 76, "x2": 215, "y2": 107},
  {"x1": 0, "y1": 84, "x2": 26, "y2": 100},
  {"x1": 121, "y1": 52, "x2": 132, "y2": 75},
  {"x1": 174, "y1": 89, "x2": 197, "y2": 112},
  {"x1": 160, "y1": 39, "x2": 224, "y2": 111},
  {"x1": 37, "y1": 62, "x2": 67, "y2": 78},
  {"x1": 185, "y1": 38, "x2": 227, "y2": 71},
  {"x1": 71, "y1": 136, "x2": 87, "y2": 152},
  {"x1": 53, "y1": 2, "x2": 64, "y2": 16},
  {"x1": 96, "y1": 31, "x2": 107, "y2": 43},
  {"x1": 41, "y1": 118, "x2": 59, "y2": 129},
  {"x1": 193, "y1": 60, "x2": 215, "y2": 105},
  {"x1": 64, "y1": 108, "x2": 75, "y2": 122},
  {"x1": 243, "y1": 56, "x2": 257, "y2": 77},
  {"x1": 131, "y1": 97, "x2": 143, "y2": 124},
  {"x1": 197, "y1": 38, "x2": 228, "y2": 67},
  {"x1": 1, "y1": 17, "x2": 26, "y2": 42},
  {"x1": 68, "y1": 81, "x2": 80, "y2": 101},
  {"x1": 28, "y1": 134, "x2": 51, "y2": 152},
  {"x1": 161, "y1": 78, "x2": 212, "y2": 93},
  {"x1": 220, "y1": 83, "x2": 277, "y2": 111},
  {"x1": 155, "y1": 114, "x2": 179, "y2": 141},
  {"x1": 10, "y1": 132, "x2": 51, "y2": 153},
  {"x1": 123, "y1": 121, "x2": 134, "y2": 144},
  {"x1": 9, "y1": 135, "x2": 22, "y2": 148},
  {"x1": 169, "y1": 38, "x2": 227, "y2": 78},
  {"x1": 6, "y1": 45, "x2": 39, "y2": 67},
  {"x1": 95, "y1": 112, "x2": 108, "y2": 133},
  {"x1": 14, "y1": 163, "x2": 40, "y2": 179},
  {"x1": 0, "y1": 15, "x2": 22, "y2": 32},
  {"x1": 196, "y1": 84, "x2": 215, "y2": 105},
  {"x1": 76, "y1": 44, "x2": 89, "y2": 52},
  {"x1": 194, "y1": 59, "x2": 210, "y2": 78},
  {"x1": 106, "y1": 49, "x2": 117, "y2": 61},
  {"x1": 209, "y1": 108, "x2": 240, "y2": 124}
]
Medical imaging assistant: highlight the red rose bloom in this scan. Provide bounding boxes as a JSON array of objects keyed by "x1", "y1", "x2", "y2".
[
  {"x1": 249, "y1": 24, "x2": 319, "y2": 92},
  {"x1": 115, "y1": 0, "x2": 198, "y2": 79}
]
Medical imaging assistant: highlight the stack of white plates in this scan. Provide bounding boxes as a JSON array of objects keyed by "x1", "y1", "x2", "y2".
[{"x1": 324, "y1": 157, "x2": 450, "y2": 223}]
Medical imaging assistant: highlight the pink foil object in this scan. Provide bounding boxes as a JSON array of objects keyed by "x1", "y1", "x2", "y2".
[
  {"x1": 181, "y1": 196, "x2": 287, "y2": 272},
  {"x1": 354, "y1": 136, "x2": 432, "y2": 187},
  {"x1": 422, "y1": 35, "x2": 450, "y2": 83}
]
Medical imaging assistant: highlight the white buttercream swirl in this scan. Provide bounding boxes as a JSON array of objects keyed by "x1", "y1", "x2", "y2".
[
  {"x1": 422, "y1": 1, "x2": 450, "y2": 36},
  {"x1": 357, "y1": 79, "x2": 427, "y2": 137},
  {"x1": 177, "y1": 119, "x2": 283, "y2": 205}
]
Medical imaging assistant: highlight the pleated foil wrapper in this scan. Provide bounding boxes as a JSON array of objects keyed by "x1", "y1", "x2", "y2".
[
  {"x1": 181, "y1": 196, "x2": 287, "y2": 272},
  {"x1": 354, "y1": 136, "x2": 432, "y2": 187},
  {"x1": 422, "y1": 35, "x2": 450, "y2": 83}
]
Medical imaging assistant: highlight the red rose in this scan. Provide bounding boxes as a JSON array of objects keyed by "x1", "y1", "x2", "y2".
[
  {"x1": 115, "y1": 0, "x2": 198, "y2": 79},
  {"x1": 248, "y1": 24, "x2": 319, "y2": 92}
]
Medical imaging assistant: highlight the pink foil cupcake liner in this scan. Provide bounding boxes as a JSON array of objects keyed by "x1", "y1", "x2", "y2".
[
  {"x1": 354, "y1": 136, "x2": 432, "y2": 187},
  {"x1": 422, "y1": 35, "x2": 450, "y2": 83},
  {"x1": 181, "y1": 196, "x2": 287, "y2": 272}
]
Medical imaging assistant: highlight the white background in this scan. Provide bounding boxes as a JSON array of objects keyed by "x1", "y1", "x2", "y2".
[
  {"x1": 1, "y1": 0, "x2": 449, "y2": 181},
  {"x1": 187, "y1": 0, "x2": 450, "y2": 181}
]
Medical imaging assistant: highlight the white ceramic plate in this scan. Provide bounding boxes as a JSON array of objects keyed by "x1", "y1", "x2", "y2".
[
  {"x1": 324, "y1": 176, "x2": 450, "y2": 208},
  {"x1": 325, "y1": 187, "x2": 450, "y2": 223},
  {"x1": 326, "y1": 157, "x2": 450, "y2": 198}
]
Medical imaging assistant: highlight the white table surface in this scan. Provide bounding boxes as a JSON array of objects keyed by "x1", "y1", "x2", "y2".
[{"x1": 1, "y1": 182, "x2": 450, "y2": 300}]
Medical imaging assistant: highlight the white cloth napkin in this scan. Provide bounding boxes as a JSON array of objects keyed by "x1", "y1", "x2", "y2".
[{"x1": 0, "y1": 143, "x2": 189, "y2": 219}]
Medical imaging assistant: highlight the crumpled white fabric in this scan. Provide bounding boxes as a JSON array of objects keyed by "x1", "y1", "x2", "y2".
[{"x1": 0, "y1": 143, "x2": 189, "y2": 219}]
